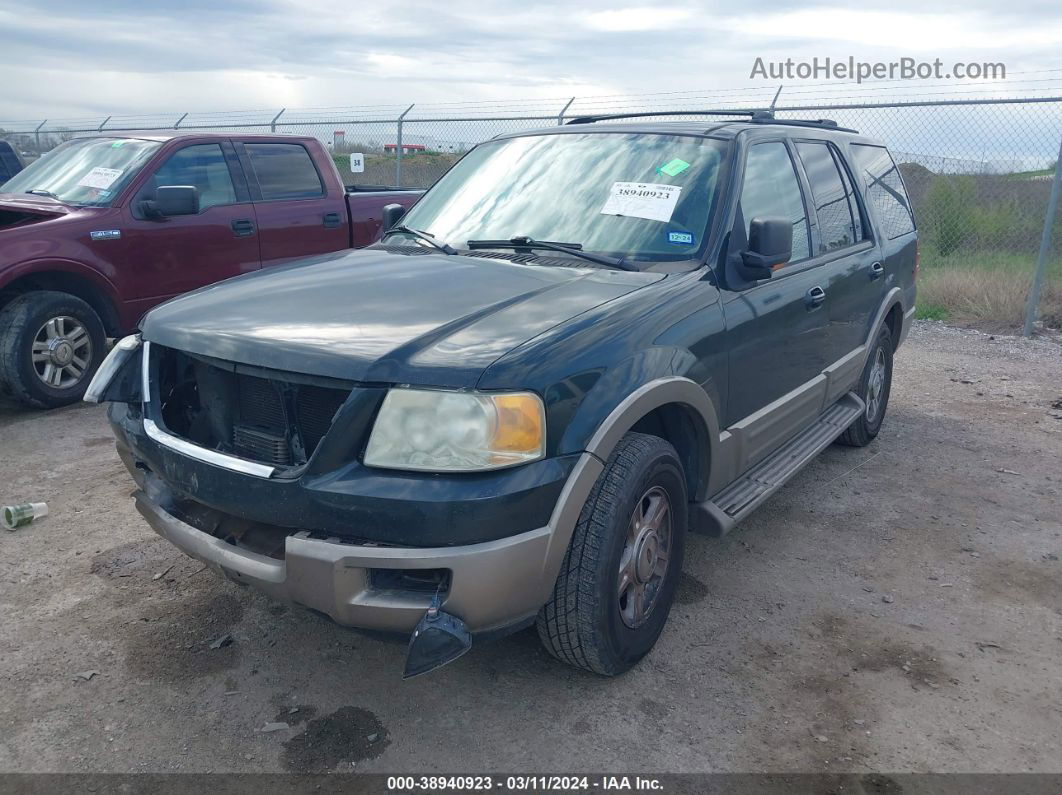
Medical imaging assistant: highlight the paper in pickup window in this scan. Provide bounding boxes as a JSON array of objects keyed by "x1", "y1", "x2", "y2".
[
  {"x1": 78, "y1": 167, "x2": 123, "y2": 190},
  {"x1": 600, "y1": 182, "x2": 682, "y2": 223}
]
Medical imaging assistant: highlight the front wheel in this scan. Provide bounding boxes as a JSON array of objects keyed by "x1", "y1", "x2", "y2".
[
  {"x1": 0, "y1": 291, "x2": 107, "y2": 409},
  {"x1": 839, "y1": 324, "x2": 894, "y2": 447},
  {"x1": 537, "y1": 432, "x2": 687, "y2": 676}
]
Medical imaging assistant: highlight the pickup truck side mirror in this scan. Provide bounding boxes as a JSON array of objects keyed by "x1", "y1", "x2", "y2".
[
  {"x1": 381, "y1": 203, "x2": 406, "y2": 230},
  {"x1": 739, "y1": 216, "x2": 792, "y2": 281},
  {"x1": 143, "y1": 185, "x2": 199, "y2": 219}
]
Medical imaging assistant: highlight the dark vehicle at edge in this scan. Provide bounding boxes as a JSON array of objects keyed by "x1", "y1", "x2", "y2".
[{"x1": 91, "y1": 111, "x2": 918, "y2": 677}]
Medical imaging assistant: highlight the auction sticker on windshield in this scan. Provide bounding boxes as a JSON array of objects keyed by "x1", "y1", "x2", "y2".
[
  {"x1": 77, "y1": 167, "x2": 123, "y2": 190},
  {"x1": 600, "y1": 182, "x2": 682, "y2": 223}
]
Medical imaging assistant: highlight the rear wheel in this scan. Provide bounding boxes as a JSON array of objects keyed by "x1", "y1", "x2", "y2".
[
  {"x1": 839, "y1": 324, "x2": 893, "y2": 447},
  {"x1": 537, "y1": 432, "x2": 687, "y2": 675},
  {"x1": 0, "y1": 291, "x2": 106, "y2": 408}
]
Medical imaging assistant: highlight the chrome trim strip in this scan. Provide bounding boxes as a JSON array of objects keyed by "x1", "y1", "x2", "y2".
[
  {"x1": 143, "y1": 418, "x2": 276, "y2": 478},
  {"x1": 141, "y1": 340, "x2": 152, "y2": 404}
]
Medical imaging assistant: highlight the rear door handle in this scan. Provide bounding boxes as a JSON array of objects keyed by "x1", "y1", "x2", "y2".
[
  {"x1": 805, "y1": 285, "x2": 826, "y2": 309},
  {"x1": 323, "y1": 212, "x2": 341, "y2": 229},
  {"x1": 869, "y1": 261, "x2": 884, "y2": 280},
  {"x1": 231, "y1": 218, "x2": 256, "y2": 237}
]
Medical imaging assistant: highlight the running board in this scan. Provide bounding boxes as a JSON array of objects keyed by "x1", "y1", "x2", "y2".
[{"x1": 691, "y1": 392, "x2": 865, "y2": 537}]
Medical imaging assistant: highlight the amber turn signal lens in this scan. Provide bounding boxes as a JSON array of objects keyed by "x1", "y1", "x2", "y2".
[{"x1": 490, "y1": 394, "x2": 545, "y2": 454}]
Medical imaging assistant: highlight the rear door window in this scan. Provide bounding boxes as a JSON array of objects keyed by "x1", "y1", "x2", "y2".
[
  {"x1": 739, "y1": 141, "x2": 811, "y2": 263},
  {"x1": 796, "y1": 141, "x2": 864, "y2": 253},
  {"x1": 244, "y1": 143, "x2": 324, "y2": 200},
  {"x1": 850, "y1": 144, "x2": 915, "y2": 239}
]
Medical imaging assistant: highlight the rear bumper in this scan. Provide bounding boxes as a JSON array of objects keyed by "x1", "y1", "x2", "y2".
[{"x1": 132, "y1": 486, "x2": 553, "y2": 634}]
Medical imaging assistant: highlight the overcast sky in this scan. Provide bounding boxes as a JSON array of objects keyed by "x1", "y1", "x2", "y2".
[{"x1": 1, "y1": 0, "x2": 1060, "y2": 122}]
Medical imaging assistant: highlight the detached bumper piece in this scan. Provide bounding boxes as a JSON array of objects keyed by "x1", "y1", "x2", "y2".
[{"x1": 403, "y1": 594, "x2": 473, "y2": 679}]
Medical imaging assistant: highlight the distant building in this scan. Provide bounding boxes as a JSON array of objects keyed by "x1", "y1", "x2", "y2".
[{"x1": 383, "y1": 143, "x2": 427, "y2": 154}]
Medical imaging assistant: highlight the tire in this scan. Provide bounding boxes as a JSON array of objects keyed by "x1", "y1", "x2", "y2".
[
  {"x1": 537, "y1": 432, "x2": 688, "y2": 676},
  {"x1": 838, "y1": 324, "x2": 894, "y2": 447},
  {"x1": 0, "y1": 291, "x2": 107, "y2": 409}
]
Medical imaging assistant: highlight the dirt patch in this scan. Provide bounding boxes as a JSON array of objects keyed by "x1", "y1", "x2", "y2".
[
  {"x1": 974, "y1": 558, "x2": 1062, "y2": 611},
  {"x1": 122, "y1": 591, "x2": 243, "y2": 682},
  {"x1": 90, "y1": 538, "x2": 181, "y2": 583},
  {"x1": 675, "y1": 571, "x2": 710, "y2": 605},
  {"x1": 281, "y1": 706, "x2": 389, "y2": 772}
]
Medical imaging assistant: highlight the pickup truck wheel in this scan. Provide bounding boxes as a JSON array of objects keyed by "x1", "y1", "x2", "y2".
[
  {"x1": 0, "y1": 291, "x2": 106, "y2": 409},
  {"x1": 839, "y1": 324, "x2": 893, "y2": 447},
  {"x1": 537, "y1": 432, "x2": 687, "y2": 676}
]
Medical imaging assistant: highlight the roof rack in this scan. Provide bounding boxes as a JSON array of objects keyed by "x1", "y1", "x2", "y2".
[
  {"x1": 564, "y1": 109, "x2": 858, "y2": 133},
  {"x1": 565, "y1": 109, "x2": 774, "y2": 125}
]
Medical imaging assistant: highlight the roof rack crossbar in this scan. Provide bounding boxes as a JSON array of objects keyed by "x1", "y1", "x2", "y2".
[
  {"x1": 566, "y1": 109, "x2": 774, "y2": 125},
  {"x1": 564, "y1": 109, "x2": 858, "y2": 133}
]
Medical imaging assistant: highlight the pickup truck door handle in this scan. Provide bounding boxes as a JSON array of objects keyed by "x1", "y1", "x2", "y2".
[
  {"x1": 805, "y1": 285, "x2": 827, "y2": 309},
  {"x1": 869, "y1": 261, "x2": 884, "y2": 280},
  {"x1": 230, "y1": 218, "x2": 256, "y2": 238},
  {"x1": 323, "y1": 212, "x2": 342, "y2": 229}
]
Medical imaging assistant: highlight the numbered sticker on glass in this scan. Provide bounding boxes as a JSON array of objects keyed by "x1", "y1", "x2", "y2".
[
  {"x1": 78, "y1": 167, "x2": 123, "y2": 190},
  {"x1": 349, "y1": 153, "x2": 365, "y2": 173},
  {"x1": 600, "y1": 182, "x2": 682, "y2": 223}
]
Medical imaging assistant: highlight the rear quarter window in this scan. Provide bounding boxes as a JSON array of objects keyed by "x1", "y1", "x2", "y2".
[
  {"x1": 244, "y1": 143, "x2": 324, "y2": 200},
  {"x1": 850, "y1": 144, "x2": 916, "y2": 239}
]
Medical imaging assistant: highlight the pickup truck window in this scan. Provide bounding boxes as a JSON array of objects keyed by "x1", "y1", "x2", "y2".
[
  {"x1": 739, "y1": 142, "x2": 810, "y2": 263},
  {"x1": 0, "y1": 137, "x2": 160, "y2": 207},
  {"x1": 795, "y1": 141, "x2": 864, "y2": 253},
  {"x1": 850, "y1": 144, "x2": 916, "y2": 239},
  {"x1": 137, "y1": 144, "x2": 237, "y2": 211},
  {"x1": 244, "y1": 143, "x2": 324, "y2": 200},
  {"x1": 397, "y1": 132, "x2": 726, "y2": 263}
]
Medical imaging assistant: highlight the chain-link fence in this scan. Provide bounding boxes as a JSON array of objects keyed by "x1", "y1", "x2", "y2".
[{"x1": 2, "y1": 92, "x2": 1061, "y2": 330}]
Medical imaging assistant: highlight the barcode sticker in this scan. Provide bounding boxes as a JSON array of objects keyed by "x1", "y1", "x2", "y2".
[{"x1": 600, "y1": 182, "x2": 682, "y2": 223}]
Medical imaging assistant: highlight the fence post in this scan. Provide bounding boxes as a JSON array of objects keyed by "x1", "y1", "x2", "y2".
[
  {"x1": 557, "y1": 97, "x2": 575, "y2": 125},
  {"x1": 270, "y1": 108, "x2": 285, "y2": 133},
  {"x1": 395, "y1": 104, "x2": 414, "y2": 187},
  {"x1": 174, "y1": 113, "x2": 188, "y2": 129},
  {"x1": 769, "y1": 85, "x2": 784, "y2": 112},
  {"x1": 1023, "y1": 136, "x2": 1062, "y2": 337},
  {"x1": 34, "y1": 119, "x2": 46, "y2": 154}
]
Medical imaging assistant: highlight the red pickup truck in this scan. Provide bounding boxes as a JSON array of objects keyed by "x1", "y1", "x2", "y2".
[{"x1": 0, "y1": 132, "x2": 421, "y2": 408}]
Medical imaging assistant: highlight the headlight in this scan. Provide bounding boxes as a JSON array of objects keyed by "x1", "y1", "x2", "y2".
[
  {"x1": 83, "y1": 334, "x2": 141, "y2": 403},
  {"x1": 364, "y1": 388, "x2": 545, "y2": 472}
]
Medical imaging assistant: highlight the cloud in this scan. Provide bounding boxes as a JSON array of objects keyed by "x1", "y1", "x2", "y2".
[
  {"x1": 580, "y1": 7, "x2": 694, "y2": 32},
  {"x1": 0, "y1": 0, "x2": 1058, "y2": 124}
]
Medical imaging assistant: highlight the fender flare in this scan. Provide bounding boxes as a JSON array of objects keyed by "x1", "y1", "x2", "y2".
[{"x1": 536, "y1": 377, "x2": 724, "y2": 602}]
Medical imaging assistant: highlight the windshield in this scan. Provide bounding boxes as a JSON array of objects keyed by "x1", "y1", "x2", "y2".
[
  {"x1": 1, "y1": 137, "x2": 161, "y2": 207},
  {"x1": 396, "y1": 132, "x2": 727, "y2": 265}
]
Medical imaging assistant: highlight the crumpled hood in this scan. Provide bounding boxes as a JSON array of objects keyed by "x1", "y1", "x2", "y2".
[
  {"x1": 141, "y1": 248, "x2": 660, "y2": 387},
  {"x1": 0, "y1": 193, "x2": 73, "y2": 218}
]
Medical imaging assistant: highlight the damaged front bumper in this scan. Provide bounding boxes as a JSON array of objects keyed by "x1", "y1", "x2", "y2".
[
  {"x1": 130, "y1": 479, "x2": 552, "y2": 635},
  {"x1": 110, "y1": 405, "x2": 599, "y2": 637}
]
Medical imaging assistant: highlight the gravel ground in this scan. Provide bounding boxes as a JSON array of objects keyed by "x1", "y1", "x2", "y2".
[{"x1": 0, "y1": 321, "x2": 1060, "y2": 774}]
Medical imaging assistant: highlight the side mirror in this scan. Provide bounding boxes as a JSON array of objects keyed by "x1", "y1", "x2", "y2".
[
  {"x1": 381, "y1": 203, "x2": 406, "y2": 230},
  {"x1": 153, "y1": 185, "x2": 199, "y2": 217},
  {"x1": 739, "y1": 216, "x2": 792, "y2": 281}
]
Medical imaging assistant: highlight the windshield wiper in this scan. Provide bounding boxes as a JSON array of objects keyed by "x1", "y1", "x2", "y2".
[
  {"x1": 381, "y1": 225, "x2": 458, "y2": 255},
  {"x1": 25, "y1": 189, "x2": 60, "y2": 199},
  {"x1": 466, "y1": 236, "x2": 637, "y2": 271}
]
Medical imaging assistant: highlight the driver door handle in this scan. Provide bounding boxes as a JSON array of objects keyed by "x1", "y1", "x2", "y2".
[
  {"x1": 869, "y1": 261, "x2": 884, "y2": 280},
  {"x1": 805, "y1": 285, "x2": 826, "y2": 309}
]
